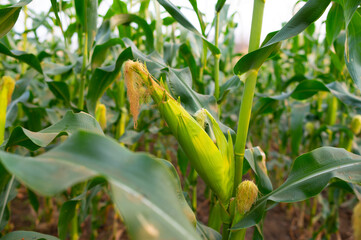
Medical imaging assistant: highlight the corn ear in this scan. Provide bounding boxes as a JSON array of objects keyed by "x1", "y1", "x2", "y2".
[
  {"x1": 351, "y1": 115, "x2": 361, "y2": 135},
  {"x1": 0, "y1": 76, "x2": 15, "y2": 145},
  {"x1": 95, "y1": 103, "x2": 107, "y2": 130},
  {"x1": 194, "y1": 109, "x2": 207, "y2": 129},
  {"x1": 124, "y1": 60, "x2": 234, "y2": 203},
  {"x1": 353, "y1": 201, "x2": 361, "y2": 240},
  {"x1": 236, "y1": 180, "x2": 258, "y2": 215},
  {"x1": 305, "y1": 122, "x2": 315, "y2": 135}
]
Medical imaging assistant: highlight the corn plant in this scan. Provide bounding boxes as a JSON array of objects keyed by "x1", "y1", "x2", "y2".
[{"x1": 0, "y1": 0, "x2": 361, "y2": 239}]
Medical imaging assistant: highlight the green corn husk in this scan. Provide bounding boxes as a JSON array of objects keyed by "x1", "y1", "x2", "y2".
[{"x1": 125, "y1": 61, "x2": 234, "y2": 204}]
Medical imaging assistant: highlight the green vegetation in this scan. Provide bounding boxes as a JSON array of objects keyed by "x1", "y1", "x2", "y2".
[{"x1": 0, "y1": 0, "x2": 361, "y2": 239}]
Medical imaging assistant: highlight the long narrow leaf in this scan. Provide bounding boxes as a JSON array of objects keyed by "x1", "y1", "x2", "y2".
[
  {"x1": 234, "y1": 0, "x2": 331, "y2": 75},
  {"x1": 233, "y1": 147, "x2": 361, "y2": 229}
]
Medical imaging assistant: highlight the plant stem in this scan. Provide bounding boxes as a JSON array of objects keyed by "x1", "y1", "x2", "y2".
[
  {"x1": 233, "y1": 0, "x2": 265, "y2": 194},
  {"x1": 199, "y1": 42, "x2": 207, "y2": 94},
  {"x1": 222, "y1": 223, "x2": 230, "y2": 240},
  {"x1": 233, "y1": 70, "x2": 257, "y2": 193},
  {"x1": 192, "y1": 185, "x2": 197, "y2": 211},
  {"x1": 248, "y1": 0, "x2": 265, "y2": 52},
  {"x1": 0, "y1": 86, "x2": 8, "y2": 145},
  {"x1": 71, "y1": 204, "x2": 79, "y2": 240},
  {"x1": 78, "y1": 0, "x2": 89, "y2": 110},
  {"x1": 78, "y1": 32, "x2": 88, "y2": 110},
  {"x1": 0, "y1": 175, "x2": 15, "y2": 227},
  {"x1": 116, "y1": 80, "x2": 127, "y2": 140},
  {"x1": 214, "y1": 11, "x2": 220, "y2": 100},
  {"x1": 189, "y1": 168, "x2": 198, "y2": 211},
  {"x1": 21, "y1": 6, "x2": 28, "y2": 75},
  {"x1": 326, "y1": 95, "x2": 338, "y2": 125},
  {"x1": 229, "y1": 228, "x2": 246, "y2": 240},
  {"x1": 194, "y1": 7, "x2": 207, "y2": 93},
  {"x1": 153, "y1": 0, "x2": 163, "y2": 54}
]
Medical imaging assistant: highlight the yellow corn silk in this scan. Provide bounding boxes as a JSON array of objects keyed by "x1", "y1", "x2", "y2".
[
  {"x1": 236, "y1": 180, "x2": 258, "y2": 215},
  {"x1": 124, "y1": 61, "x2": 234, "y2": 205},
  {"x1": 0, "y1": 76, "x2": 15, "y2": 145},
  {"x1": 227, "y1": 180, "x2": 258, "y2": 240}
]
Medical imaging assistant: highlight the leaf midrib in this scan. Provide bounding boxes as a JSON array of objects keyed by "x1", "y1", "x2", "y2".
[
  {"x1": 269, "y1": 160, "x2": 361, "y2": 200},
  {"x1": 111, "y1": 179, "x2": 198, "y2": 239}
]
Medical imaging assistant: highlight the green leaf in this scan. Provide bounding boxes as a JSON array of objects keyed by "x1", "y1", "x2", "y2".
[
  {"x1": 0, "y1": 0, "x2": 31, "y2": 38},
  {"x1": 327, "y1": 81, "x2": 361, "y2": 110},
  {"x1": 46, "y1": 80, "x2": 71, "y2": 105},
  {"x1": 58, "y1": 200, "x2": 78, "y2": 240},
  {"x1": 119, "y1": 130, "x2": 145, "y2": 145},
  {"x1": 163, "y1": 16, "x2": 175, "y2": 26},
  {"x1": 252, "y1": 223, "x2": 264, "y2": 240},
  {"x1": 0, "y1": 231, "x2": 59, "y2": 240},
  {"x1": 27, "y1": 188, "x2": 39, "y2": 213},
  {"x1": 86, "y1": 47, "x2": 133, "y2": 115},
  {"x1": 111, "y1": 14, "x2": 154, "y2": 51},
  {"x1": 43, "y1": 62, "x2": 74, "y2": 76},
  {"x1": 290, "y1": 79, "x2": 330, "y2": 100},
  {"x1": 104, "y1": 0, "x2": 128, "y2": 19},
  {"x1": 244, "y1": 147, "x2": 272, "y2": 194},
  {"x1": 290, "y1": 103, "x2": 309, "y2": 156},
  {"x1": 338, "y1": 0, "x2": 361, "y2": 26},
  {"x1": 234, "y1": 0, "x2": 331, "y2": 75},
  {"x1": 156, "y1": 0, "x2": 220, "y2": 55},
  {"x1": 345, "y1": 9, "x2": 361, "y2": 89},
  {"x1": 215, "y1": 0, "x2": 226, "y2": 12},
  {"x1": 0, "y1": 131, "x2": 201, "y2": 240},
  {"x1": 74, "y1": 0, "x2": 98, "y2": 52},
  {"x1": 177, "y1": 147, "x2": 189, "y2": 176},
  {"x1": 233, "y1": 147, "x2": 361, "y2": 229},
  {"x1": 196, "y1": 221, "x2": 222, "y2": 240},
  {"x1": 326, "y1": 2, "x2": 344, "y2": 45},
  {"x1": 252, "y1": 79, "x2": 361, "y2": 119},
  {"x1": 179, "y1": 43, "x2": 199, "y2": 86},
  {"x1": 94, "y1": 20, "x2": 111, "y2": 45},
  {"x1": 91, "y1": 38, "x2": 125, "y2": 69},
  {"x1": 5, "y1": 111, "x2": 103, "y2": 151},
  {"x1": 0, "y1": 42, "x2": 43, "y2": 74},
  {"x1": 219, "y1": 75, "x2": 241, "y2": 103},
  {"x1": 50, "y1": 0, "x2": 65, "y2": 39},
  {"x1": 0, "y1": 174, "x2": 17, "y2": 231}
]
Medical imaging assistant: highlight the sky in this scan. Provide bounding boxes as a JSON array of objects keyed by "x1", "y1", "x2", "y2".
[{"x1": 8, "y1": 0, "x2": 328, "y2": 51}]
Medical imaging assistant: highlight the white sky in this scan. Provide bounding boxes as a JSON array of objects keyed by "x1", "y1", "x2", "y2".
[{"x1": 9, "y1": 0, "x2": 327, "y2": 51}]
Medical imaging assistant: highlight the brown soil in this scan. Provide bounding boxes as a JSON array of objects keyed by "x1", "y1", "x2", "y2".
[{"x1": 2, "y1": 176, "x2": 355, "y2": 240}]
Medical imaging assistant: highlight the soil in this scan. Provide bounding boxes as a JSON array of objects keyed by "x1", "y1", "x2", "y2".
[
  {"x1": 3, "y1": 181, "x2": 355, "y2": 240},
  {"x1": 2, "y1": 135, "x2": 356, "y2": 240}
]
